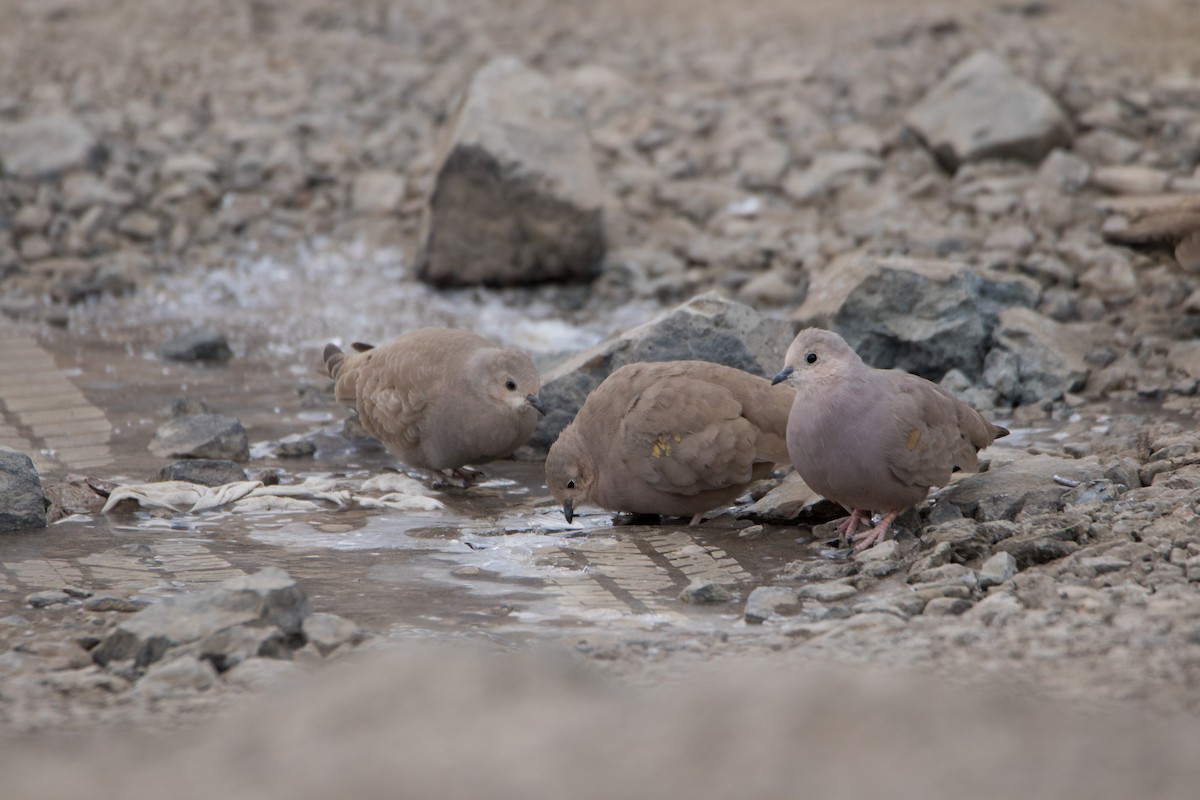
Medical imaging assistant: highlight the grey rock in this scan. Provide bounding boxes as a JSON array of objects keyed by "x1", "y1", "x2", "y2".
[
  {"x1": 135, "y1": 655, "x2": 217, "y2": 699},
  {"x1": 946, "y1": 454, "x2": 1105, "y2": 521},
  {"x1": 197, "y1": 624, "x2": 291, "y2": 672},
  {"x1": 798, "y1": 581, "x2": 858, "y2": 603},
  {"x1": 221, "y1": 656, "x2": 306, "y2": 691},
  {"x1": 978, "y1": 552, "x2": 1019, "y2": 588},
  {"x1": 908, "y1": 541, "x2": 954, "y2": 575},
  {"x1": 736, "y1": 472, "x2": 826, "y2": 523},
  {"x1": 157, "y1": 459, "x2": 248, "y2": 487},
  {"x1": 0, "y1": 113, "x2": 97, "y2": 178},
  {"x1": 905, "y1": 51, "x2": 1072, "y2": 171},
  {"x1": 26, "y1": 590, "x2": 72, "y2": 608},
  {"x1": 149, "y1": 414, "x2": 250, "y2": 462},
  {"x1": 782, "y1": 150, "x2": 883, "y2": 201},
  {"x1": 92, "y1": 567, "x2": 309, "y2": 667},
  {"x1": 1064, "y1": 479, "x2": 1125, "y2": 509},
  {"x1": 158, "y1": 327, "x2": 233, "y2": 363},
  {"x1": 853, "y1": 539, "x2": 900, "y2": 563},
  {"x1": 967, "y1": 590, "x2": 1023, "y2": 626},
  {"x1": 302, "y1": 612, "x2": 365, "y2": 655},
  {"x1": 159, "y1": 398, "x2": 213, "y2": 419},
  {"x1": 0, "y1": 447, "x2": 47, "y2": 532},
  {"x1": 984, "y1": 308, "x2": 1090, "y2": 405},
  {"x1": 531, "y1": 293, "x2": 793, "y2": 449},
  {"x1": 922, "y1": 597, "x2": 974, "y2": 616},
  {"x1": 744, "y1": 586, "x2": 801, "y2": 624},
  {"x1": 1038, "y1": 149, "x2": 1091, "y2": 193},
  {"x1": 995, "y1": 513, "x2": 1089, "y2": 569},
  {"x1": 793, "y1": 254, "x2": 1038, "y2": 381},
  {"x1": 1079, "y1": 556, "x2": 1132, "y2": 576},
  {"x1": 927, "y1": 519, "x2": 991, "y2": 562},
  {"x1": 416, "y1": 57, "x2": 605, "y2": 287},
  {"x1": 84, "y1": 595, "x2": 152, "y2": 613},
  {"x1": 678, "y1": 580, "x2": 734, "y2": 605}
]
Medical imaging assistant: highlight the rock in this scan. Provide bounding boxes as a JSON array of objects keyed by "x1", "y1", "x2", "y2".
[
  {"x1": 84, "y1": 595, "x2": 151, "y2": 613},
  {"x1": 158, "y1": 327, "x2": 233, "y2": 363},
  {"x1": 351, "y1": 170, "x2": 406, "y2": 214},
  {"x1": 793, "y1": 253, "x2": 1039, "y2": 380},
  {"x1": 983, "y1": 308, "x2": 1090, "y2": 405},
  {"x1": 157, "y1": 459, "x2": 248, "y2": 487},
  {"x1": 678, "y1": 580, "x2": 735, "y2": 605},
  {"x1": 743, "y1": 586, "x2": 801, "y2": 624},
  {"x1": 854, "y1": 540, "x2": 900, "y2": 563},
  {"x1": 135, "y1": 655, "x2": 217, "y2": 699},
  {"x1": 967, "y1": 590, "x2": 1022, "y2": 626},
  {"x1": 736, "y1": 472, "x2": 829, "y2": 523},
  {"x1": 149, "y1": 414, "x2": 250, "y2": 462},
  {"x1": 905, "y1": 51, "x2": 1072, "y2": 171},
  {"x1": 922, "y1": 597, "x2": 974, "y2": 616},
  {"x1": 995, "y1": 513, "x2": 1089, "y2": 569},
  {"x1": 221, "y1": 656, "x2": 306, "y2": 691},
  {"x1": 978, "y1": 552, "x2": 1018, "y2": 588},
  {"x1": 92, "y1": 567, "x2": 309, "y2": 668},
  {"x1": 197, "y1": 624, "x2": 291, "y2": 672},
  {"x1": 301, "y1": 612, "x2": 365, "y2": 655},
  {"x1": 946, "y1": 453, "x2": 1105, "y2": 521},
  {"x1": 1090, "y1": 166, "x2": 1170, "y2": 195},
  {"x1": 531, "y1": 293, "x2": 793, "y2": 450},
  {"x1": 798, "y1": 581, "x2": 858, "y2": 603},
  {"x1": 782, "y1": 151, "x2": 883, "y2": 202},
  {"x1": 1038, "y1": 149, "x2": 1091, "y2": 193},
  {"x1": 26, "y1": 590, "x2": 72, "y2": 608},
  {"x1": 159, "y1": 398, "x2": 213, "y2": 419},
  {"x1": 927, "y1": 519, "x2": 992, "y2": 562},
  {"x1": 0, "y1": 447, "x2": 47, "y2": 532},
  {"x1": 0, "y1": 113, "x2": 96, "y2": 178},
  {"x1": 415, "y1": 57, "x2": 605, "y2": 287},
  {"x1": 44, "y1": 475, "x2": 111, "y2": 518}
]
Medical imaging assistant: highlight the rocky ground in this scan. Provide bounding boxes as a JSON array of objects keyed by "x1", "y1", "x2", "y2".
[{"x1": 3, "y1": 0, "x2": 1200, "y2": 793}]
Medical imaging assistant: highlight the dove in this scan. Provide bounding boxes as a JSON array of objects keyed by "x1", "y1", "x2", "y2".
[
  {"x1": 771, "y1": 328, "x2": 1008, "y2": 551},
  {"x1": 324, "y1": 328, "x2": 545, "y2": 485},
  {"x1": 545, "y1": 360, "x2": 795, "y2": 525}
]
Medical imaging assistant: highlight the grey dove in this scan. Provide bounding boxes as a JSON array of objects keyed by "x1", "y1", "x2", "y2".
[
  {"x1": 771, "y1": 328, "x2": 1008, "y2": 551},
  {"x1": 324, "y1": 328, "x2": 545, "y2": 485},
  {"x1": 545, "y1": 360, "x2": 795, "y2": 525}
]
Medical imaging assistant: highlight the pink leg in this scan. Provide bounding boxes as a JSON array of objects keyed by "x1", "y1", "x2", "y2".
[
  {"x1": 688, "y1": 513, "x2": 704, "y2": 526},
  {"x1": 834, "y1": 509, "x2": 868, "y2": 547},
  {"x1": 851, "y1": 510, "x2": 900, "y2": 552}
]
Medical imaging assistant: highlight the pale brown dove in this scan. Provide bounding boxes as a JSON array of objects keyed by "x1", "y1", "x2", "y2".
[
  {"x1": 545, "y1": 360, "x2": 795, "y2": 525},
  {"x1": 324, "y1": 328, "x2": 545, "y2": 485},
  {"x1": 771, "y1": 328, "x2": 1008, "y2": 551}
]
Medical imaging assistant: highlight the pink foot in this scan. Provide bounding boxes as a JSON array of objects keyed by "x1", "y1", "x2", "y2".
[
  {"x1": 688, "y1": 513, "x2": 704, "y2": 526},
  {"x1": 851, "y1": 511, "x2": 900, "y2": 552},
  {"x1": 835, "y1": 509, "x2": 868, "y2": 547}
]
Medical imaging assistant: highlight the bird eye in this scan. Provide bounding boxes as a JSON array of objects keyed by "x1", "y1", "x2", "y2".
[
  {"x1": 805, "y1": 352, "x2": 818, "y2": 364},
  {"x1": 505, "y1": 379, "x2": 517, "y2": 391},
  {"x1": 566, "y1": 480, "x2": 576, "y2": 489}
]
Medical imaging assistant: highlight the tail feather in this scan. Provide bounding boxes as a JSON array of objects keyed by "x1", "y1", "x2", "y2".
[
  {"x1": 993, "y1": 424, "x2": 1011, "y2": 440},
  {"x1": 351, "y1": 342, "x2": 375, "y2": 353},
  {"x1": 323, "y1": 343, "x2": 345, "y2": 380}
]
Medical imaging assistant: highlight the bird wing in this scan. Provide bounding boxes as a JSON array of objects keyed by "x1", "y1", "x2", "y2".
[
  {"x1": 619, "y1": 375, "x2": 759, "y2": 496},
  {"x1": 882, "y1": 374, "x2": 977, "y2": 491},
  {"x1": 355, "y1": 346, "x2": 433, "y2": 452}
]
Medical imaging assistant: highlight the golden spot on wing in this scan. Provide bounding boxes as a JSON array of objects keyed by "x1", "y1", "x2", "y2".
[
  {"x1": 651, "y1": 434, "x2": 674, "y2": 458},
  {"x1": 906, "y1": 428, "x2": 922, "y2": 451}
]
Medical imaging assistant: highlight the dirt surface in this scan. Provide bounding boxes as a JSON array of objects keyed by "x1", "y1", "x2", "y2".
[{"x1": 3, "y1": 0, "x2": 1200, "y2": 792}]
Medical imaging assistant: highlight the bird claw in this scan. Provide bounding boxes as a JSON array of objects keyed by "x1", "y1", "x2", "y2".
[{"x1": 428, "y1": 467, "x2": 483, "y2": 490}]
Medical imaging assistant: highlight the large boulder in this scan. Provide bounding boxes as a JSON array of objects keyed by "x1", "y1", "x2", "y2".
[
  {"x1": 530, "y1": 293, "x2": 794, "y2": 450},
  {"x1": 792, "y1": 253, "x2": 1039, "y2": 381},
  {"x1": 415, "y1": 57, "x2": 606, "y2": 287},
  {"x1": 905, "y1": 51, "x2": 1073, "y2": 171},
  {"x1": 0, "y1": 447, "x2": 46, "y2": 532}
]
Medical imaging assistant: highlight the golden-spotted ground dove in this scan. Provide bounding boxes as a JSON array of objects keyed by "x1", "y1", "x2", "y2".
[
  {"x1": 545, "y1": 360, "x2": 795, "y2": 524},
  {"x1": 772, "y1": 328, "x2": 1008, "y2": 551},
  {"x1": 324, "y1": 328, "x2": 544, "y2": 485}
]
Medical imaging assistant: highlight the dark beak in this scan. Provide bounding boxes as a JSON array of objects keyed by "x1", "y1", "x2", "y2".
[
  {"x1": 562, "y1": 497, "x2": 574, "y2": 523},
  {"x1": 771, "y1": 365, "x2": 794, "y2": 386},
  {"x1": 527, "y1": 394, "x2": 546, "y2": 416}
]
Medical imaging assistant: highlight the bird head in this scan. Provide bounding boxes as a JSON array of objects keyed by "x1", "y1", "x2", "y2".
[
  {"x1": 544, "y1": 430, "x2": 593, "y2": 524},
  {"x1": 772, "y1": 328, "x2": 865, "y2": 395},
  {"x1": 480, "y1": 349, "x2": 546, "y2": 418}
]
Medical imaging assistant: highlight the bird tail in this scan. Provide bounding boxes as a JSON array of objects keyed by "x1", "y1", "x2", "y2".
[
  {"x1": 323, "y1": 343, "x2": 346, "y2": 380},
  {"x1": 993, "y1": 424, "x2": 1011, "y2": 439}
]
